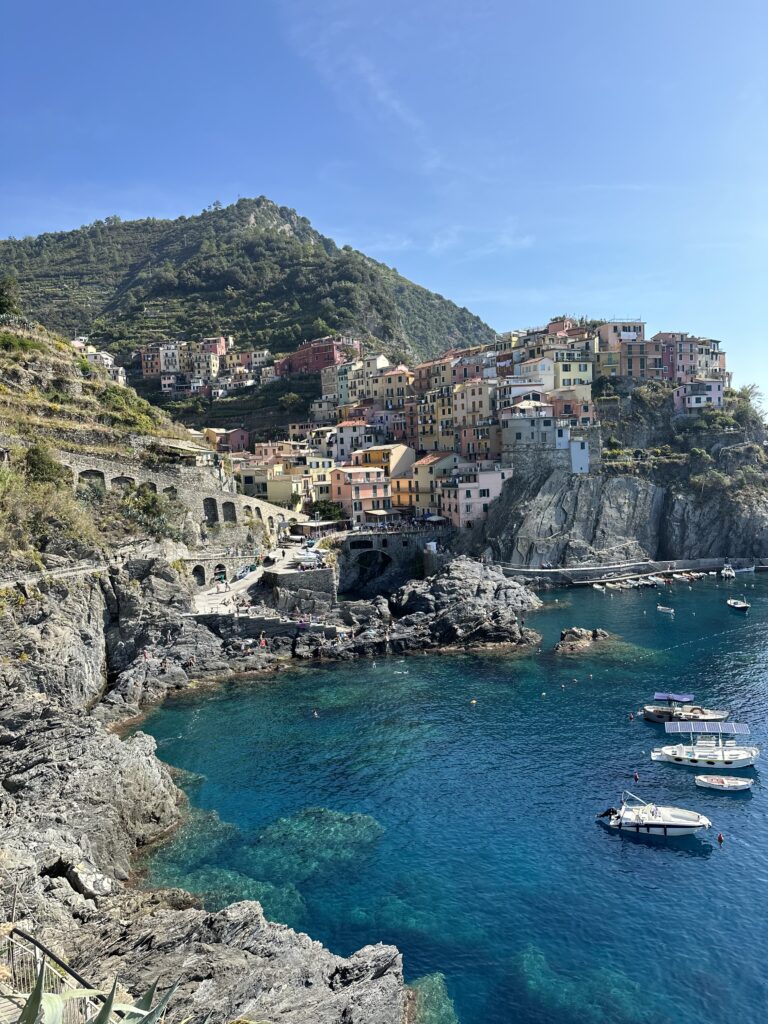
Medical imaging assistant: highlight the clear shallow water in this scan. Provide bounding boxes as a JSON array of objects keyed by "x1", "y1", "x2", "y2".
[{"x1": 139, "y1": 576, "x2": 768, "y2": 1024}]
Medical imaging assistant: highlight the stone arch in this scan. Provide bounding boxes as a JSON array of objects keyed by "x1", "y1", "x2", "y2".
[
  {"x1": 112, "y1": 475, "x2": 135, "y2": 490},
  {"x1": 203, "y1": 497, "x2": 219, "y2": 524},
  {"x1": 138, "y1": 481, "x2": 157, "y2": 494},
  {"x1": 163, "y1": 486, "x2": 178, "y2": 499},
  {"x1": 267, "y1": 515, "x2": 275, "y2": 532},
  {"x1": 214, "y1": 563, "x2": 227, "y2": 582},
  {"x1": 78, "y1": 469, "x2": 106, "y2": 489},
  {"x1": 222, "y1": 500, "x2": 237, "y2": 523},
  {"x1": 277, "y1": 513, "x2": 286, "y2": 523},
  {"x1": 192, "y1": 565, "x2": 206, "y2": 587},
  {"x1": 254, "y1": 506, "x2": 263, "y2": 520},
  {"x1": 243, "y1": 506, "x2": 253, "y2": 518}
]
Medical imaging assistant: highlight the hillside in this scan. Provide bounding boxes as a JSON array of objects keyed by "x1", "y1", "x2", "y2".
[
  {"x1": 0, "y1": 316, "x2": 196, "y2": 571},
  {"x1": 0, "y1": 197, "x2": 495, "y2": 360}
]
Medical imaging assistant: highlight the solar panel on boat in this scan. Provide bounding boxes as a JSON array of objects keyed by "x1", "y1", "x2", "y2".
[
  {"x1": 653, "y1": 692, "x2": 694, "y2": 702},
  {"x1": 664, "y1": 721, "x2": 749, "y2": 735}
]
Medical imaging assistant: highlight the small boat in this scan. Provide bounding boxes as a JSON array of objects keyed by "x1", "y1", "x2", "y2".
[
  {"x1": 726, "y1": 598, "x2": 751, "y2": 612},
  {"x1": 642, "y1": 692, "x2": 729, "y2": 723},
  {"x1": 596, "y1": 791, "x2": 711, "y2": 837},
  {"x1": 651, "y1": 721, "x2": 760, "y2": 769},
  {"x1": 721, "y1": 563, "x2": 736, "y2": 580},
  {"x1": 695, "y1": 775, "x2": 754, "y2": 792},
  {"x1": 657, "y1": 604, "x2": 675, "y2": 615},
  {"x1": 605, "y1": 582, "x2": 621, "y2": 591},
  {"x1": 648, "y1": 575, "x2": 665, "y2": 585},
  {"x1": 592, "y1": 583, "x2": 605, "y2": 592},
  {"x1": 735, "y1": 565, "x2": 756, "y2": 574}
]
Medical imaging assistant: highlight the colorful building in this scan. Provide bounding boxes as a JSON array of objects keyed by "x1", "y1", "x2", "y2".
[
  {"x1": 438, "y1": 462, "x2": 508, "y2": 529},
  {"x1": 331, "y1": 464, "x2": 392, "y2": 525}
]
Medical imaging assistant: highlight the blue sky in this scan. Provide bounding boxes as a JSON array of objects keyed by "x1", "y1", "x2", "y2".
[{"x1": 2, "y1": 0, "x2": 766, "y2": 393}]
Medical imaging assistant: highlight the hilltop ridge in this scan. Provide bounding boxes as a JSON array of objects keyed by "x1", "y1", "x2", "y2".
[{"x1": 0, "y1": 197, "x2": 495, "y2": 359}]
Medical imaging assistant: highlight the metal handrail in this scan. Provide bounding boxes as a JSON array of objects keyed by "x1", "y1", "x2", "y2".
[{"x1": 0, "y1": 929, "x2": 121, "y2": 1023}]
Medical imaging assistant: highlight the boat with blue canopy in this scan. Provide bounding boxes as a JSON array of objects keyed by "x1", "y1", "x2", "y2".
[
  {"x1": 641, "y1": 693, "x2": 730, "y2": 724},
  {"x1": 651, "y1": 722, "x2": 759, "y2": 769}
]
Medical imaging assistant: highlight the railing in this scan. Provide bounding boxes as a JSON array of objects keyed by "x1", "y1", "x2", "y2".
[{"x1": 0, "y1": 929, "x2": 115, "y2": 1024}]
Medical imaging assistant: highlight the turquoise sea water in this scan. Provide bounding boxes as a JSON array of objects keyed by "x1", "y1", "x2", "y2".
[{"x1": 139, "y1": 576, "x2": 768, "y2": 1024}]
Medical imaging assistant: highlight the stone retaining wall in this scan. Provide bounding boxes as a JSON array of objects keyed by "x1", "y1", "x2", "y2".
[{"x1": 56, "y1": 449, "x2": 307, "y2": 541}]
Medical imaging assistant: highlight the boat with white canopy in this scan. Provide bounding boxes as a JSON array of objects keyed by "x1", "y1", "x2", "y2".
[
  {"x1": 721, "y1": 562, "x2": 736, "y2": 580},
  {"x1": 596, "y1": 791, "x2": 711, "y2": 837},
  {"x1": 641, "y1": 693, "x2": 729, "y2": 724},
  {"x1": 651, "y1": 722, "x2": 759, "y2": 769}
]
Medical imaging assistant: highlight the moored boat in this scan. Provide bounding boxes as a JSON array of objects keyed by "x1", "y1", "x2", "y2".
[
  {"x1": 651, "y1": 722, "x2": 760, "y2": 769},
  {"x1": 721, "y1": 562, "x2": 736, "y2": 580},
  {"x1": 726, "y1": 598, "x2": 751, "y2": 611},
  {"x1": 642, "y1": 692, "x2": 729, "y2": 723},
  {"x1": 657, "y1": 604, "x2": 675, "y2": 615},
  {"x1": 695, "y1": 775, "x2": 753, "y2": 792},
  {"x1": 596, "y1": 791, "x2": 711, "y2": 837},
  {"x1": 592, "y1": 583, "x2": 605, "y2": 591}
]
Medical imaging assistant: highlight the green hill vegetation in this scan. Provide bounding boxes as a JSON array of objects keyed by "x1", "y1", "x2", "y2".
[{"x1": 0, "y1": 197, "x2": 495, "y2": 360}]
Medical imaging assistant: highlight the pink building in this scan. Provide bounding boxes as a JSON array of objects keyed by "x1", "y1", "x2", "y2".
[
  {"x1": 204, "y1": 426, "x2": 250, "y2": 452},
  {"x1": 673, "y1": 379, "x2": 724, "y2": 414},
  {"x1": 331, "y1": 464, "x2": 392, "y2": 525},
  {"x1": 653, "y1": 333, "x2": 729, "y2": 386},
  {"x1": 274, "y1": 336, "x2": 361, "y2": 376},
  {"x1": 202, "y1": 336, "x2": 228, "y2": 357},
  {"x1": 548, "y1": 391, "x2": 596, "y2": 426},
  {"x1": 438, "y1": 462, "x2": 509, "y2": 529}
]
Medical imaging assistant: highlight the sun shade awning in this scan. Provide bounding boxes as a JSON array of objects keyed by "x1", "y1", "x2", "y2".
[
  {"x1": 653, "y1": 693, "x2": 694, "y2": 702},
  {"x1": 664, "y1": 722, "x2": 749, "y2": 735}
]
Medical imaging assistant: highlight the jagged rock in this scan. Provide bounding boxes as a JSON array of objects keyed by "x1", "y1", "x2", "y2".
[
  {"x1": 554, "y1": 626, "x2": 611, "y2": 653},
  {"x1": 388, "y1": 556, "x2": 542, "y2": 649}
]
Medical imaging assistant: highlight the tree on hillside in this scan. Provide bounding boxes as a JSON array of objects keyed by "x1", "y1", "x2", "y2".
[
  {"x1": 278, "y1": 391, "x2": 304, "y2": 412},
  {"x1": 0, "y1": 274, "x2": 20, "y2": 315}
]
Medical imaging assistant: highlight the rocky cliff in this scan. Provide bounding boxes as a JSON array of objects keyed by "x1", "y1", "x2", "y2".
[
  {"x1": 483, "y1": 468, "x2": 768, "y2": 566},
  {"x1": 0, "y1": 563, "x2": 405, "y2": 1024}
]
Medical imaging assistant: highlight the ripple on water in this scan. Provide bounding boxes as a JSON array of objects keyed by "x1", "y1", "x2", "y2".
[{"x1": 138, "y1": 578, "x2": 768, "y2": 1024}]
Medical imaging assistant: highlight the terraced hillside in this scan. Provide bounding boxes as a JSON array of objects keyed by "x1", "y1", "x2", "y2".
[{"x1": 0, "y1": 197, "x2": 495, "y2": 359}]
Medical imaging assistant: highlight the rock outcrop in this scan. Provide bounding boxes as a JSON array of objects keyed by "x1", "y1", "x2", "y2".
[
  {"x1": 387, "y1": 556, "x2": 542, "y2": 650},
  {"x1": 553, "y1": 626, "x2": 610, "y2": 654}
]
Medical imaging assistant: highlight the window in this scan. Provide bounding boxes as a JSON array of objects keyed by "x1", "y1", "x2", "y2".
[{"x1": 515, "y1": 432, "x2": 522, "y2": 440}]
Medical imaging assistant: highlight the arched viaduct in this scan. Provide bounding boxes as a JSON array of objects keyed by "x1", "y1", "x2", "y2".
[{"x1": 57, "y1": 450, "x2": 307, "y2": 542}]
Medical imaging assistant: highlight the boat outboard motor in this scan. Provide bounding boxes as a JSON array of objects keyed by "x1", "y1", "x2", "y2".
[{"x1": 596, "y1": 807, "x2": 618, "y2": 819}]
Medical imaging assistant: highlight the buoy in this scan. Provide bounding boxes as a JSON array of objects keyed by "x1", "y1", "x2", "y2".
[
  {"x1": 628, "y1": 712, "x2": 634, "y2": 721},
  {"x1": 470, "y1": 698, "x2": 477, "y2": 705},
  {"x1": 561, "y1": 683, "x2": 565, "y2": 689},
  {"x1": 717, "y1": 832, "x2": 725, "y2": 845},
  {"x1": 588, "y1": 674, "x2": 593, "y2": 679},
  {"x1": 633, "y1": 770, "x2": 640, "y2": 783},
  {"x1": 541, "y1": 692, "x2": 546, "y2": 697}
]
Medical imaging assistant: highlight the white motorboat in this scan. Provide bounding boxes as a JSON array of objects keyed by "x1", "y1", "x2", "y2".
[
  {"x1": 592, "y1": 583, "x2": 605, "y2": 592},
  {"x1": 596, "y1": 791, "x2": 711, "y2": 837},
  {"x1": 726, "y1": 598, "x2": 751, "y2": 612},
  {"x1": 648, "y1": 575, "x2": 665, "y2": 585},
  {"x1": 735, "y1": 565, "x2": 756, "y2": 574},
  {"x1": 605, "y1": 582, "x2": 621, "y2": 591},
  {"x1": 721, "y1": 563, "x2": 736, "y2": 580},
  {"x1": 695, "y1": 775, "x2": 754, "y2": 792},
  {"x1": 641, "y1": 692, "x2": 730, "y2": 723},
  {"x1": 651, "y1": 721, "x2": 760, "y2": 769},
  {"x1": 657, "y1": 604, "x2": 675, "y2": 615}
]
